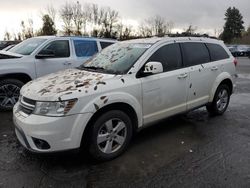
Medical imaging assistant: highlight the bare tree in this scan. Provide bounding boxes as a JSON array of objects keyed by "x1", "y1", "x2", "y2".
[
  {"x1": 100, "y1": 7, "x2": 119, "y2": 38},
  {"x1": 4, "y1": 31, "x2": 11, "y2": 40},
  {"x1": 60, "y1": 2, "x2": 73, "y2": 35},
  {"x1": 72, "y1": 1, "x2": 88, "y2": 36},
  {"x1": 20, "y1": 20, "x2": 34, "y2": 40},
  {"x1": 117, "y1": 22, "x2": 133, "y2": 40},
  {"x1": 183, "y1": 25, "x2": 197, "y2": 35},
  {"x1": 46, "y1": 4, "x2": 57, "y2": 24}
]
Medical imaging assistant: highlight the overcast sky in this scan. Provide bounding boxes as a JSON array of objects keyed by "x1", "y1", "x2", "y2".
[{"x1": 0, "y1": 0, "x2": 250, "y2": 40}]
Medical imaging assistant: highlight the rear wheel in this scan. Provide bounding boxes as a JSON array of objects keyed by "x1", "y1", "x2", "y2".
[
  {"x1": 0, "y1": 79, "x2": 24, "y2": 111},
  {"x1": 206, "y1": 84, "x2": 230, "y2": 116},
  {"x1": 88, "y1": 110, "x2": 133, "y2": 161}
]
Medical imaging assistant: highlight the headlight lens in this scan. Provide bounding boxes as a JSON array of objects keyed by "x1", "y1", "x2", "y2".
[{"x1": 33, "y1": 99, "x2": 77, "y2": 116}]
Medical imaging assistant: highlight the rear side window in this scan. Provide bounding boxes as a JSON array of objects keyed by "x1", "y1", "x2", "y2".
[
  {"x1": 181, "y1": 42, "x2": 210, "y2": 66},
  {"x1": 74, "y1": 40, "x2": 98, "y2": 57},
  {"x1": 206, "y1": 43, "x2": 229, "y2": 61},
  {"x1": 40, "y1": 40, "x2": 70, "y2": 58},
  {"x1": 100, "y1": 42, "x2": 114, "y2": 49},
  {"x1": 147, "y1": 43, "x2": 182, "y2": 72}
]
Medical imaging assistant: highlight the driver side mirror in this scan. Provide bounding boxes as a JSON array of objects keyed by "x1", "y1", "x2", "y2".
[
  {"x1": 143, "y1": 61, "x2": 163, "y2": 76},
  {"x1": 35, "y1": 49, "x2": 55, "y2": 59}
]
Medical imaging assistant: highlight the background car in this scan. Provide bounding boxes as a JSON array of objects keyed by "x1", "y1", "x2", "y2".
[
  {"x1": 0, "y1": 41, "x2": 20, "y2": 50},
  {"x1": 0, "y1": 36, "x2": 116, "y2": 110}
]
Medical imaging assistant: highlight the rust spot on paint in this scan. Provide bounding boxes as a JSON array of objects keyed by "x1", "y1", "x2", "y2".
[
  {"x1": 97, "y1": 81, "x2": 106, "y2": 85},
  {"x1": 100, "y1": 96, "x2": 107, "y2": 100},
  {"x1": 94, "y1": 103, "x2": 99, "y2": 111},
  {"x1": 103, "y1": 99, "x2": 108, "y2": 104},
  {"x1": 38, "y1": 88, "x2": 50, "y2": 95}
]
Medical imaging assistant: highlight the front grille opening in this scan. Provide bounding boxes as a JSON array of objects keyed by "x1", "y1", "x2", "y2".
[{"x1": 32, "y1": 137, "x2": 51, "y2": 150}]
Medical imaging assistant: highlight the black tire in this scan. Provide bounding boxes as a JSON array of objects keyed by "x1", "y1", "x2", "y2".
[
  {"x1": 206, "y1": 84, "x2": 230, "y2": 116},
  {"x1": 88, "y1": 110, "x2": 133, "y2": 161},
  {"x1": 0, "y1": 79, "x2": 24, "y2": 111}
]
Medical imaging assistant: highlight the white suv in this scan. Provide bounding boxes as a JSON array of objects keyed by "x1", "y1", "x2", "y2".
[
  {"x1": 0, "y1": 36, "x2": 115, "y2": 110},
  {"x1": 13, "y1": 37, "x2": 236, "y2": 161}
]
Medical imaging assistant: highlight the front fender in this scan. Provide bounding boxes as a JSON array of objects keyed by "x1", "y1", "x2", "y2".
[
  {"x1": 209, "y1": 72, "x2": 233, "y2": 102},
  {"x1": 79, "y1": 91, "x2": 143, "y2": 128}
]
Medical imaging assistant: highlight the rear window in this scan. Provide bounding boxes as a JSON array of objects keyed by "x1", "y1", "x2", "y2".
[
  {"x1": 181, "y1": 42, "x2": 210, "y2": 66},
  {"x1": 100, "y1": 42, "x2": 114, "y2": 49},
  {"x1": 206, "y1": 43, "x2": 229, "y2": 61},
  {"x1": 73, "y1": 40, "x2": 98, "y2": 57}
]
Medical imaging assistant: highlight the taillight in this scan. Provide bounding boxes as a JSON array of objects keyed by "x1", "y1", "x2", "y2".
[{"x1": 233, "y1": 58, "x2": 238, "y2": 67}]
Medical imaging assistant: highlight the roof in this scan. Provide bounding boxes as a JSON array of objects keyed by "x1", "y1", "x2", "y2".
[
  {"x1": 32, "y1": 36, "x2": 117, "y2": 42},
  {"x1": 121, "y1": 37, "x2": 223, "y2": 45}
]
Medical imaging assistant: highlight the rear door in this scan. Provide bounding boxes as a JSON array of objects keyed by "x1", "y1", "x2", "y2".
[
  {"x1": 181, "y1": 42, "x2": 211, "y2": 110},
  {"x1": 35, "y1": 40, "x2": 72, "y2": 77},
  {"x1": 141, "y1": 43, "x2": 189, "y2": 124}
]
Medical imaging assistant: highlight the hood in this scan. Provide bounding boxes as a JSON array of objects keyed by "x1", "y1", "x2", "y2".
[
  {"x1": 21, "y1": 68, "x2": 118, "y2": 101},
  {"x1": 0, "y1": 50, "x2": 23, "y2": 59}
]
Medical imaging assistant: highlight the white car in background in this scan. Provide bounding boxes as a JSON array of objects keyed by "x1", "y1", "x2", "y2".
[
  {"x1": 0, "y1": 36, "x2": 116, "y2": 110},
  {"x1": 13, "y1": 37, "x2": 236, "y2": 161}
]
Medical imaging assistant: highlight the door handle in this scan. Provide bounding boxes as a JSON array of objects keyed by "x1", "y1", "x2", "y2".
[
  {"x1": 63, "y1": 62, "x2": 72, "y2": 65},
  {"x1": 211, "y1": 66, "x2": 218, "y2": 71},
  {"x1": 178, "y1": 73, "x2": 188, "y2": 79}
]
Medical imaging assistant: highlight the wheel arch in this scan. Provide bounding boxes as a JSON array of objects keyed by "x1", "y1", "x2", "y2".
[
  {"x1": 0, "y1": 73, "x2": 32, "y2": 84},
  {"x1": 209, "y1": 73, "x2": 234, "y2": 102},
  {"x1": 80, "y1": 102, "x2": 139, "y2": 148}
]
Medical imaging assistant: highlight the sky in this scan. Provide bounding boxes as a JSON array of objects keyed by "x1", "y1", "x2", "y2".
[{"x1": 0, "y1": 0, "x2": 250, "y2": 40}]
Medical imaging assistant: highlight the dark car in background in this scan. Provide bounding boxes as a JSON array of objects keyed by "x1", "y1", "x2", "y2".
[
  {"x1": 0, "y1": 41, "x2": 20, "y2": 50},
  {"x1": 228, "y1": 46, "x2": 238, "y2": 57},
  {"x1": 227, "y1": 45, "x2": 250, "y2": 57}
]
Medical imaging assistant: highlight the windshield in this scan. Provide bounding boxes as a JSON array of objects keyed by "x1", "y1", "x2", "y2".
[
  {"x1": 79, "y1": 42, "x2": 151, "y2": 74},
  {"x1": 9, "y1": 38, "x2": 47, "y2": 55}
]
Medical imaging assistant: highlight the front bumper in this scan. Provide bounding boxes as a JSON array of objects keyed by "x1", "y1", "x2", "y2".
[{"x1": 13, "y1": 103, "x2": 93, "y2": 153}]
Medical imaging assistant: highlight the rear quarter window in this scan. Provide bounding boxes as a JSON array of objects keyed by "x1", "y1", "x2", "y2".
[
  {"x1": 74, "y1": 40, "x2": 98, "y2": 57},
  {"x1": 181, "y1": 42, "x2": 210, "y2": 67},
  {"x1": 206, "y1": 43, "x2": 230, "y2": 61}
]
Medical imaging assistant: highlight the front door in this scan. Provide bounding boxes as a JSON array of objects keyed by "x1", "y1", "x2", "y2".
[
  {"x1": 35, "y1": 40, "x2": 72, "y2": 77},
  {"x1": 141, "y1": 43, "x2": 189, "y2": 125}
]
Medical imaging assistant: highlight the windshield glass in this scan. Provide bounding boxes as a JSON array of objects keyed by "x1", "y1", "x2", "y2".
[
  {"x1": 79, "y1": 42, "x2": 151, "y2": 74},
  {"x1": 9, "y1": 38, "x2": 47, "y2": 55}
]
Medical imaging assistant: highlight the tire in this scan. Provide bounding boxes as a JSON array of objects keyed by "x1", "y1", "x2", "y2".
[
  {"x1": 206, "y1": 84, "x2": 230, "y2": 116},
  {"x1": 88, "y1": 110, "x2": 133, "y2": 161},
  {"x1": 0, "y1": 79, "x2": 24, "y2": 111}
]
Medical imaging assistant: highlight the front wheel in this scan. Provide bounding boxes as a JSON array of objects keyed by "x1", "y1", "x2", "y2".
[
  {"x1": 0, "y1": 79, "x2": 24, "y2": 111},
  {"x1": 88, "y1": 110, "x2": 133, "y2": 161},
  {"x1": 206, "y1": 84, "x2": 230, "y2": 116}
]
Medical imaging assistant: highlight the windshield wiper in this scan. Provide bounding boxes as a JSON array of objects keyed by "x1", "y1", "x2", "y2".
[{"x1": 83, "y1": 66, "x2": 105, "y2": 70}]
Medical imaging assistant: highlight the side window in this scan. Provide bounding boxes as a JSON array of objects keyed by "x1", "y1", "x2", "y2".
[
  {"x1": 40, "y1": 40, "x2": 70, "y2": 58},
  {"x1": 206, "y1": 43, "x2": 229, "y2": 61},
  {"x1": 147, "y1": 43, "x2": 182, "y2": 72},
  {"x1": 100, "y1": 42, "x2": 114, "y2": 49},
  {"x1": 73, "y1": 40, "x2": 98, "y2": 57},
  {"x1": 181, "y1": 42, "x2": 210, "y2": 66}
]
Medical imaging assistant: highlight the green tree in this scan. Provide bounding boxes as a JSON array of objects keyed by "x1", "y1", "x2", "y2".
[
  {"x1": 40, "y1": 14, "x2": 57, "y2": 35},
  {"x1": 221, "y1": 7, "x2": 244, "y2": 43}
]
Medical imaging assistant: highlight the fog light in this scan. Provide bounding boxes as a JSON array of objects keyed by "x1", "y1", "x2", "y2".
[{"x1": 32, "y1": 137, "x2": 50, "y2": 150}]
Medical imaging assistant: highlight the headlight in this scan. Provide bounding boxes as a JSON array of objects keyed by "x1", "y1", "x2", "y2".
[{"x1": 33, "y1": 99, "x2": 77, "y2": 116}]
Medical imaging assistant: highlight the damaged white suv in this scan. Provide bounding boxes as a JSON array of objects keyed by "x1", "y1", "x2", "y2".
[{"x1": 13, "y1": 37, "x2": 236, "y2": 160}]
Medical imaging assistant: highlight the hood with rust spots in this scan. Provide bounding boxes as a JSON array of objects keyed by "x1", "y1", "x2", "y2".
[{"x1": 21, "y1": 68, "x2": 117, "y2": 101}]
